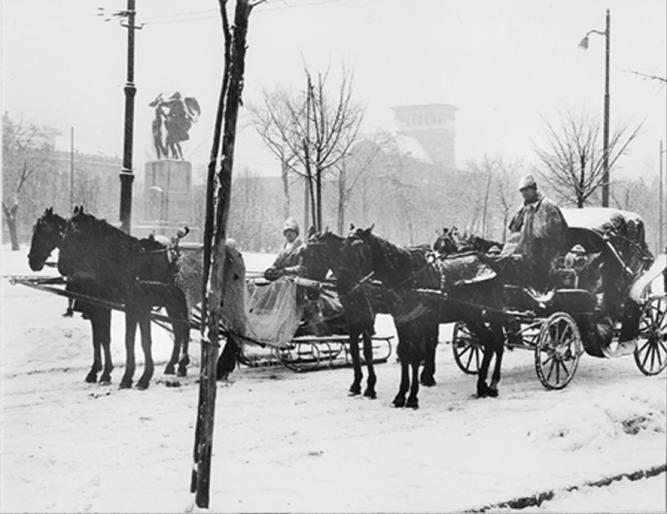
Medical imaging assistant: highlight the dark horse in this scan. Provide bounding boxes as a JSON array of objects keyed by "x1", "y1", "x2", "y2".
[
  {"x1": 28, "y1": 208, "x2": 114, "y2": 384},
  {"x1": 346, "y1": 227, "x2": 506, "y2": 407},
  {"x1": 301, "y1": 231, "x2": 385, "y2": 398},
  {"x1": 301, "y1": 231, "x2": 438, "y2": 400},
  {"x1": 57, "y1": 207, "x2": 191, "y2": 389}
]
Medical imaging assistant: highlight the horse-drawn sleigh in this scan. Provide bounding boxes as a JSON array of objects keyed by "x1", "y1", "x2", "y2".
[{"x1": 11, "y1": 207, "x2": 392, "y2": 388}]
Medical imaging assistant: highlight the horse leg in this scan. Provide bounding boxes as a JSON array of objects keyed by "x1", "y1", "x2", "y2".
[
  {"x1": 99, "y1": 309, "x2": 114, "y2": 384},
  {"x1": 164, "y1": 319, "x2": 179, "y2": 376},
  {"x1": 137, "y1": 313, "x2": 154, "y2": 390},
  {"x1": 217, "y1": 337, "x2": 238, "y2": 381},
  {"x1": 392, "y1": 327, "x2": 410, "y2": 407},
  {"x1": 173, "y1": 292, "x2": 190, "y2": 377},
  {"x1": 488, "y1": 322, "x2": 505, "y2": 397},
  {"x1": 420, "y1": 322, "x2": 438, "y2": 387},
  {"x1": 472, "y1": 318, "x2": 494, "y2": 398},
  {"x1": 348, "y1": 329, "x2": 363, "y2": 396},
  {"x1": 85, "y1": 313, "x2": 102, "y2": 383},
  {"x1": 406, "y1": 357, "x2": 421, "y2": 410},
  {"x1": 362, "y1": 330, "x2": 377, "y2": 399},
  {"x1": 120, "y1": 311, "x2": 138, "y2": 389}
]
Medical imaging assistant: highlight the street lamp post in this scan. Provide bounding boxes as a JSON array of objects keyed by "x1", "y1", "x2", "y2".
[
  {"x1": 579, "y1": 9, "x2": 611, "y2": 207},
  {"x1": 119, "y1": 0, "x2": 138, "y2": 233}
]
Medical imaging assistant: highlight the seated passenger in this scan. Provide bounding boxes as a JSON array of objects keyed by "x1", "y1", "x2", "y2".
[{"x1": 264, "y1": 217, "x2": 305, "y2": 281}]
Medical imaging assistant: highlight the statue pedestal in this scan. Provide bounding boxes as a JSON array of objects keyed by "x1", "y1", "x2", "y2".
[{"x1": 134, "y1": 159, "x2": 200, "y2": 241}]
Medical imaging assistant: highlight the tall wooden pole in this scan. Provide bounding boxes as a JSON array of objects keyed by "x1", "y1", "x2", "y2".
[
  {"x1": 118, "y1": 0, "x2": 137, "y2": 233},
  {"x1": 601, "y1": 9, "x2": 611, "y2": 207},
  {"x1": 192, "y1": 0, "x2": 257, "y2": 508}
]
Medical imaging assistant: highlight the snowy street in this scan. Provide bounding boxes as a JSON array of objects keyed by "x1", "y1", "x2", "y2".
[{"x1": 1, "y1": 248, "x2": 666, "y2": 512}]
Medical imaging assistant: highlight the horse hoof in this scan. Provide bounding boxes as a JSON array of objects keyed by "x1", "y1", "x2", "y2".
[
  {"x1": 85, "y1": 373, "x2": 98, "y2": 384},
  {"x1": 406, "y1": 398, "x2": 419, "y2": 410},
  {"x1": 349, "y1": 385, "x2": 361, "y2": 396},
  {"x1": 164, "y1": 365, "x2": 176, "y2": 375},
  {"x1": 420, "y1": 376, "x2": 436, "y2": 387},
  {"x1": 99, "y1": 376, "x2": 112, "y2": 386},
  {"x1": 177, "y1": 366, "x2": 187, "y2": 378},
  {"x1": 476, "y1": 384, "x2": 489, "y2": 398},
  {"x1": 363, "y1": 389, "x2": 377, "y2": 399},
  {"x1": 119, "y1": 379, "x2": 133, "y2": 389},
  {"x1": 487, "y1": 387, "x2": 499, "y2": 398},
  {"x1": 393, "y1": 396, "x2": 406, "y2": 408},
  {"x1": 136, "y1": 380, "x2": 150, "y2": 390}
]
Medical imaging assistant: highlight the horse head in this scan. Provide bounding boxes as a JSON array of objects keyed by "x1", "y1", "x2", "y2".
[
  {"x1": 339, "y1": 225, "x2": 378, "y2": 292},
  {"x1": 58, "y1": 206, "x2": 96, "y2": 279},
  {"x1": 301, "y1": 229, "x2": 345, "y2": 282},
  {"x1": 433, "y1": 228, "x2": 459, "y2": 256},
  {"x1": 28, "y1": 207, "x2": 67, "y2": 271}
]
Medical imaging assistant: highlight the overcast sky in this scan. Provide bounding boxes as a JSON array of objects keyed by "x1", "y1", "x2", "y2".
[{"x1": 3, "y1": 0, "x2": 666, "y2": 181}]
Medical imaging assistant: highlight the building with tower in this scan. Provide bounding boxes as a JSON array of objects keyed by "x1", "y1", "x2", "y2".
[{"x1": 391, "y1": 103, "x2": 458, "y2": 170}]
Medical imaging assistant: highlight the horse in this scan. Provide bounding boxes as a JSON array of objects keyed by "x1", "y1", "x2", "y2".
[
  {"x1": 28, "y1": 207, "x2": 114, "y2": 384},
  {"x1": 347, "y1": 226, "x2": 506, "y2": 407},
  {"x1": 301, "y1": 230, "x2": 396, "y2": 399},
  {"x1": 58, "y1": 207, "x2": 191, "y2": 389},
  {"x1": 433, "y1": 227, "x2": 501, "y2": 256}
]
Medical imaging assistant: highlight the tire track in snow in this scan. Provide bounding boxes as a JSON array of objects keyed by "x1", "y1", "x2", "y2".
[{"x1": 469, "y1": 464, "x2": 667, "y2": 512}]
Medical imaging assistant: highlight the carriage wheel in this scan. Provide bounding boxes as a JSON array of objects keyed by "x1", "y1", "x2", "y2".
[
  {"x1": 634, "y1": 296, "x2": 667, "y2": 376},
  {"x1": 451, "y1": 321, "x2": 485, "y2": 375},
  {"x1": 535, "y1": 312, "x2": 582, "y2": 390}
]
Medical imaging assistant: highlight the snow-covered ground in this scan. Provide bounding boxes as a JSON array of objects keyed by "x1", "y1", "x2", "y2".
[{"x1": 1, "y1": 247, "x2": 666, "y2": 513}]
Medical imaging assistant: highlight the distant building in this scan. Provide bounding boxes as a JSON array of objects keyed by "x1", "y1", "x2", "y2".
[{"x1": 391, "y1": 103, "x2": 458, "y2": 170}]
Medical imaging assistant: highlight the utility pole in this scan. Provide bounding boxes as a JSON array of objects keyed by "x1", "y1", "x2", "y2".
[
  {"x1": 602, "y1": 9, "x2": 611, "y2": 207},
  {"x1": 118, "y1": 0, "x2": 138, "y2": 233},
  {"x1": 70, "y1": 127, "x2": 74, "y2": 212}
]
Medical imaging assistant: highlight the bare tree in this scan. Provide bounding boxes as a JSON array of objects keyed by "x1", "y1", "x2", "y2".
[
  {"x1": 611, "y1": 177, "x2": 646, "y2": 211},
  {"x1": 628, "y1": 70, "x2": 667, "y2": 85},
  {"x1": 249, "y1": 87, "x2": 299, "y2": 217},
  {"x1": 251, "y1": 67, "x2": 364, "y2": 231},
  {"x1": 535, "y1": 112, "x2": 640, "y2": 208},
  {"x1": 334, "y1": 139, "x2": 380, "y2": 234},
  {"x1": 2, "y1": 114, "x2": 53, "y2": 250}
]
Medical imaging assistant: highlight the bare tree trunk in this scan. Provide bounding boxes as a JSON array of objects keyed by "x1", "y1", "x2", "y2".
[
  {"x1": 481, "y1": 169, "x2": 492, "y2": 237},
  {"x1": 337, "y1": 162, "x2": 346, "y2": 234},
  {"x1": 2, "y1": 202, "x2": 20, "y2": 251},
  {"x1": 280, "y1": 160, "x2": 290, "y2": 218},
  {"x1": 193, "y1": 0, "x2": 255, "y2": 508},
  {"x1": 315, "y1": 164, "x2": 322, "y2": 231},
  {"x1": 303, "y1": 176, "x2": 310, "y2": 235}
]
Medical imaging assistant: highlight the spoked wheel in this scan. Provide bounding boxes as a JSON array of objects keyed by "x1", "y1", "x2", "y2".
[
  {"x1": 535, "y1": 312, "x2": 582, "y2": 390},
  {"x1": 634, "y1": 296, "x2": 667, "y2": 376},
  {"x1": 451, "y1": 321, "x2": 485, "y2": 375}
]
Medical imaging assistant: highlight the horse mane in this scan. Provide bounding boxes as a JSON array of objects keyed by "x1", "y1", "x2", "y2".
[{"x1": 360, "y1": 230, "x2": 434, "y2": 288}]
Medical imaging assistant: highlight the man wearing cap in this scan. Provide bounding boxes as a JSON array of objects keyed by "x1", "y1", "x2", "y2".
[
  {"x1": 502, "y1": 174, "x2": 568, "y2": 290},
  {"x1": 264, "y1": 217, "x2": 305, "y2": 280}
]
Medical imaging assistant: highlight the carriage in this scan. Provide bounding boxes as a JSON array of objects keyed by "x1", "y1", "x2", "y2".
[{"x1": 450, "y1": 208, "x2": 667, "y2": 389}]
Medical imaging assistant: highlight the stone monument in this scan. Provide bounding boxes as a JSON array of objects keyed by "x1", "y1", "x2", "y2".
[{"x1": 135, "y1": 92, "x2": 201, "y2": 241}]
